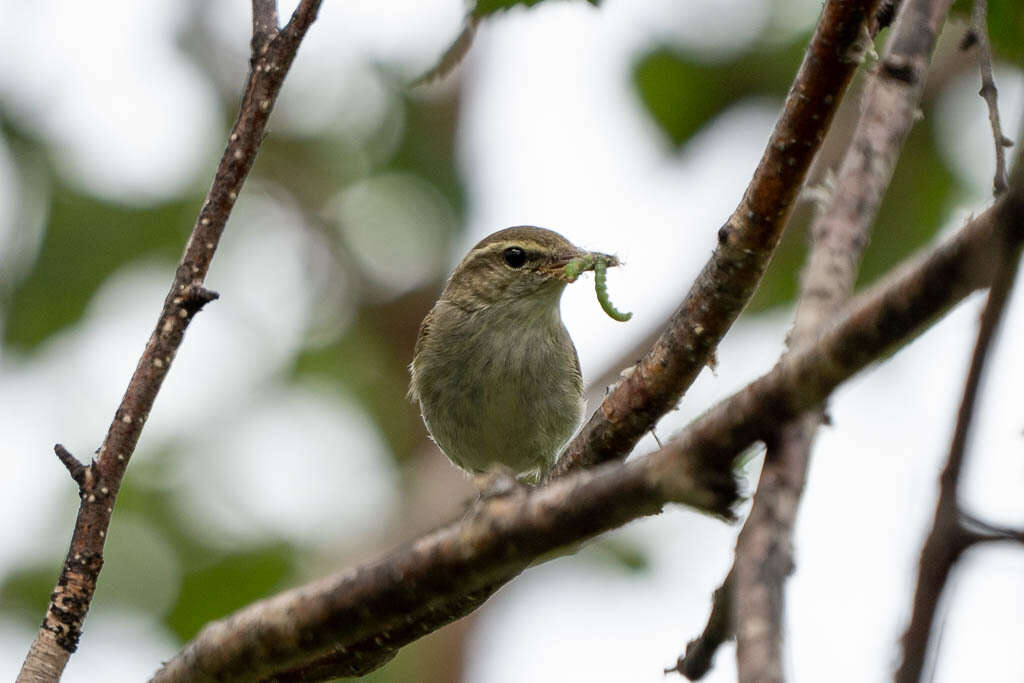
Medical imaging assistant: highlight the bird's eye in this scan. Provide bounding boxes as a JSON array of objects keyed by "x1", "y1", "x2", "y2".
[{"x1": 502, "y1": 246, "x2": 527, "y2": 268}]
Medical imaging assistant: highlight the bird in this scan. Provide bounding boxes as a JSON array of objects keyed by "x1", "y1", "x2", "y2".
[{"x1": 408, "y1": 226, "x2": 616, "y2": 483}]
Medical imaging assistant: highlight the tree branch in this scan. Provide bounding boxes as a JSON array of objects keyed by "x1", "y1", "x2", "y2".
[
  {"x1": 151, "y1": 186, "x2": 1018, "y2": 681},
  {"x1": 413, "y1": 14, "x2": 481, "y2": 85},
  {"x1": 729, "y1": 0, "x2": 955, "y2": 680},
  {"x1": 52, "y1": 444, "x2": 89, "y2": 489},
  {"x1": 15, "y1": 3, "x2": 323, "y2": 682},
  {"x1": 961, "y1": 511, "x2": 1024, "y2": 546},
  {"x1": 550, "y1": 0, "x2": 882, "y2": 477},
  {"x1": 677, "y1": 0, "x2": 955, "y2": 674},
  {"x1": 667, "y1": 567, "x2": 735, "y2": 680},
  {"x1": 969, "y1": 0, "x2": 1012, "y2": 196},
  {"x1": 251, "y1": 0, "x2": 279, "y2": 51},
  {"x1": 894, "y1": 150, "x2": 1024, "y2": 683},
  {"x1": 152, "y1": 453, "x2": 738, "y2": 683}
]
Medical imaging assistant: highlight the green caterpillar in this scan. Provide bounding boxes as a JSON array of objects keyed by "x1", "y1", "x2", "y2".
[
  {"x1": 593, "y1": 258, "x2": 632, "y2": 322},
  {"x1": 565, "y1": 254, "x2": 632, "y2": 322}
]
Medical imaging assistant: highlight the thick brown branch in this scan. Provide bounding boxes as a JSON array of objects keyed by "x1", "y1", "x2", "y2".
[
  {"x1": 552, "y1": 0, "x2": 881, "y2": 477},
  {"x1": 15, "y1": 4, "x2": 323, "y2": 682},
  {"x1": 270, "y1": 582, "x2": 508, "y2": 681},
  {"x1": 152, "y1": 192, "x2": 1013, "y2": 681},
  {"x1": 151, "y1": 457, "x2": 737, "y2": 683},
  {"x1": 894, "y1": 156, "x2": 1024, "y2": 683},
  {"x1": 730, "y1": 0, "x2": 955, "y2": 681}
]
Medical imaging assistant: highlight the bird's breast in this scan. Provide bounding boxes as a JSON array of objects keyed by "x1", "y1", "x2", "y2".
[{"x1": 413, "y1": 302, "x2": 583, "y2": 479}]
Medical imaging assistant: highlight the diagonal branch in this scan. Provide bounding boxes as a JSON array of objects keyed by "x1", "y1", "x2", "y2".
[
  {"x1": 152, "y1": 187, "x2": 1020, "y2": 682},
  {"x1": 15, "y1": 3, "x2": 323, "y2": 682},
  {"x1": 552, "y1": 0, "x2": 881, "y2": 477},
  {"x1": 730, "y1": 0, "x2": 955, "y2": 681},
  {"x1": 894, "y1": 150, "x2": 1024, "y2": 683},
  {"x1": 413, "y1": 14, "x2": 481, "y2": 85},
  {"x1": 152, "y1": 455, "x2": 738, "y2": 683},
  {"x1": 675, "y1": 0, "x2": 956, "y2": 675},
  {"x1": 667, "y1": 567, "x2": 735, "y2": 680}
]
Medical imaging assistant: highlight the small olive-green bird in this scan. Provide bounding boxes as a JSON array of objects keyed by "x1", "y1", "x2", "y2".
[{"x1": 408, "y1": 226, "x2": 615, "y2": 482}]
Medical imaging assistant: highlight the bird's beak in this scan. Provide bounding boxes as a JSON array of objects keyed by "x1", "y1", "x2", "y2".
[{"x1": 548, "y1": 250, "x2": 620, "y2": 283}]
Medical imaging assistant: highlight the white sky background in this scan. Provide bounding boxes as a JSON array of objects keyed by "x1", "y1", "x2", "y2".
[{"x1": 0, "y1": 0, "x2": 1023, "y2": 681}]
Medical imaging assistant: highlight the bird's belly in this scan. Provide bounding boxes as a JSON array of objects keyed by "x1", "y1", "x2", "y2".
[{"x1": 417, "y1": 326, "x2": 583, "y2": 480}]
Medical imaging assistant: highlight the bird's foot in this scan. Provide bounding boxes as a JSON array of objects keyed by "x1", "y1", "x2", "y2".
[{"x1": 473, "y1": 464, "x2": 521, "y2": 499}]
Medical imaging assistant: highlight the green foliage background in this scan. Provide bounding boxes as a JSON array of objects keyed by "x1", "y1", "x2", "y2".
[{"x1": 1, "y1": 0, "x2": 1022, "y2": 679}]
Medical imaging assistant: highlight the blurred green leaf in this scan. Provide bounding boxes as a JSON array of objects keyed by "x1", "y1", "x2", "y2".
[
  {"x1": 586, "y1": 537, "x2": 651, "y2": 573},
  {"x1": 166, "y1": 544, "x2": 295, "y2": 641},
  {"x1": 632, "y1": 39, "x2": 807, "y2": 148},
  {"x1": 3, "y1": 189, "x2": 195, "y2": 350},
  {"x1": 472, "y1": 0, "x2": 599, "y2": 18},
  {"x1": 293, "y1": 303, "x2": 422, "y2": 463},
  {"x1": 92, "y1": 513, "x2": 182, "y2": 616},
  {"x1": 391, "y1": 92, "x2": 466, "y2": 222},
  {"x1": 952, "y1": 0, "x2": 1024, "y2": 64},
  {"x1": 0, "y1": 565, "x2": 55, "y2": 625},
  {"x1": 986, "y1": 0, "x2": 1024, "y2": 63},
  {"x1": 634, "y1": 50, "x2": 733, "y2": 148}
]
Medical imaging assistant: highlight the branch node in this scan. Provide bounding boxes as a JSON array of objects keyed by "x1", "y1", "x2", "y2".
[
  {"x1": 181, "y1": 286, "x2": 220, "y2": 316},
  {"x1": 880, "y1": 56, "x2": 917, "y2": 85},
  {"x1": 54, "y1": 444, "x2": 89, "y2": 489},
  {"x1": 959, "y1": 28, "x2": 979, "y2": 51}
]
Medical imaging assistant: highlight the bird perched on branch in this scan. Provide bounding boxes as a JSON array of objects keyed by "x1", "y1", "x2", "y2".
[{"x1": 409, "y1": 226, "x2": 623, "y2": 483}]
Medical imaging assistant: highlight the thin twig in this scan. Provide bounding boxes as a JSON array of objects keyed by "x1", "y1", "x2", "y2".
[
  {"x1": 895, "y1": 158, "x2": 1024, "y2": 682},
  {"x1": 667, "y1": 569, "x2": 734, "y2": 679},
  {"x1": 52, "y1": 444, "x2": 88, "y2": 489},
  {"x1": 550, "y1": 0, "x2": 881, "y2": 477},
  {"x1": 15, "y1": 3, "x2": 323, "y2": 682},
  {"x1": 412, "y1": 14, "x2": 481, "y2": 85},
  {"x1": 153, "y1": 190, "x2": 1018, "y2": 682},
  {"x1": 960, "y1": 511, "x2": 1024, "y2": 545},
  {"x1": 970, "y1": 0, "x2": 1012, "y2": 196}
]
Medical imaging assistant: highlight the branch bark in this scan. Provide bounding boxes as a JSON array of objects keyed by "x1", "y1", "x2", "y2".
[
  {"x1": 969, "y1": 0, "x2": 1011, "y2": 196},
  {"x1": 15, "y1": 3, "x2": 323, "y2": 681},
  {"x1": 551, "y1": 0, "x2": 882, "y2": 476},
  {"x1": 730, "y1": 0, "x2": 954, "y2": 681},
  {"x1": 676, "y1": 1, "x2": 956, "y2": 674},
  {"x1": 894, "y1": 150, "x2": 1024, "y2": 683},
  {"x1": 151, "y1": 186, "x2": 1019, "y2": 681},
  {"x1": 152, "y1": 453, "x2": 737, "y2": 682}
]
